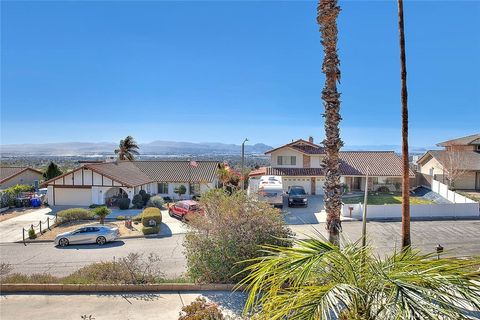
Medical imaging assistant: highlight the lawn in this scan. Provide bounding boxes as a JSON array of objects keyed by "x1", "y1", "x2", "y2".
[{"x1": 342, "y1": 192, "x2": 433, "y2": 205}]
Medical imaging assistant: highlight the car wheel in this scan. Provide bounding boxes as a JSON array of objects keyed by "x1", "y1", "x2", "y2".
[
  {"x1": 96, "y1": 236, "x2": 106, "y2": 245},
  {"x1": 58, "y1": 238, "x2": 69, "y2": 247},
  {"x1": 169, "y1": 209, "x2": 174, "y2": 217}
]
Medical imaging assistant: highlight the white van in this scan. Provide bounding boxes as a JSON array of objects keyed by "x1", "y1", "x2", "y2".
[{"x1": 255, "y1": 175, "x2": 284, "y2": 208}]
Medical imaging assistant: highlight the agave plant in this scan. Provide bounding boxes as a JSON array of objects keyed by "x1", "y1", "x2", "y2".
[{"x1": 239, "y1": 237, "x2": 480, "y2": 319}]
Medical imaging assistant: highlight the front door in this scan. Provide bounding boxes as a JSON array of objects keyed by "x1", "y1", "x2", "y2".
[{"x1": 353, "y1": 177, "x2": 362, "y2": 191}]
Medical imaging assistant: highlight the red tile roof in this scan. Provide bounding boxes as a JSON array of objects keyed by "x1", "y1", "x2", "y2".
[
  {"x1": 265, "y1": 139, "x2": 323, "y2": 154},
  {"x1": 249, "y1": 152, "x2": 414, "y2": 177}
]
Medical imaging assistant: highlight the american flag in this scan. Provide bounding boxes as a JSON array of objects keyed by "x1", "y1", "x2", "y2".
[{"x1": 190, "y1": 160, "x2": 198, "y2": 167}]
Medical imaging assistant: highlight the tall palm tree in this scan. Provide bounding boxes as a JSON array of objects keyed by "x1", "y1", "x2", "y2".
[
  {"x1": 398, "y1": 0, "x2": 411, "y2": 249},
  {"x1": 114, "y1": 136, "x2": 140, "y2": 161},
  {"x1": 240, "y1": 237, "x2": 480, "y2": 319},
  {"x1": 317, "y1": 0, "x2": 343, "y2": 246}
]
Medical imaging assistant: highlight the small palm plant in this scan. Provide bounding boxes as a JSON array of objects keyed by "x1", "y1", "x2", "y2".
[
  {"x1": 92, "y1": 206, "x2": 111, "y2": 225},
  {"x1": 239, "y1": 237, "x2": 480, "y2": 319}
]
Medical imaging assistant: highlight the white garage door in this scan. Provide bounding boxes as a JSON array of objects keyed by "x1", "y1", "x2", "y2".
[
  {"x1": 315, "y1": 177, "x2": 325, "y2": 195},
  {"x1": 283, "y1": 177, "x2": 311, "y2": 194},
  {"x1": 54, "y1": 187, "x2": 91, "y2": 206}
]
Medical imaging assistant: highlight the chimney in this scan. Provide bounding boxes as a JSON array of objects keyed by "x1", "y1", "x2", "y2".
[{"x1": 308, "y1": 136, "x2": 314, "y2": 143}]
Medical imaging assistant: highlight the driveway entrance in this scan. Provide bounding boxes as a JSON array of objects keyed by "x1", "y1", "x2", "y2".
[{"x1": 282, "y1": 195, "x2": 324, "y2": 225}]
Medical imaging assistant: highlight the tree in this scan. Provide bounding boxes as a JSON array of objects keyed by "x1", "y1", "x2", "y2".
[
  {"x1": 92, "y1": 206, "x2": 111, "y2": 224},
  {"x1": 440, "y1": 149, "x2": 469, "y2": 189},
  {"x1": 240, "y1": 236, "x2": 480, "y2": 319},
  {"x1": 174, "y1": 185, "x2": 187, "y2": 199},
  {"x1": 114, "y1": 136, "x2": 140, "y2": 161},
  {"x1": 398, "y1": 0, "x2": 410, "y2": 249},
  {"x1": 317, "y1": 0, "x2": 343, "y2": 246},
  {"x1": 43, "y1": 162, "x2": 62, "y2": 180}
]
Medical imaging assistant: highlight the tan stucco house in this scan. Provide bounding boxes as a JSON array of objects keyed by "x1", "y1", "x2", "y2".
[
  {"x1": 0, "y1": 167, "x2": 43, "y2": 190},
  {"x1": 43, "y1": 160, "x2": 219, "y2": 206},
  {"x1": 417, "y1": 134, "x2": 480, "y2": 190},
  {"x1": 249, "y1": 138, "x2": 413, "y2": 194}
]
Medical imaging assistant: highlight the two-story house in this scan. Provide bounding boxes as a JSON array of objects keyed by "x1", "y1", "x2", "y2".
[
  {"x1": 250, "y1": 137, "x2": 413, "y2": 194},
  {"x1": 417, "y1": 134, "x2": 480, "y2": 190}
]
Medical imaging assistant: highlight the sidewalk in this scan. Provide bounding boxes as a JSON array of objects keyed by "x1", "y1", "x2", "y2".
[
  {"x1": 0, "y1": 291, "x2": 248, "y2": 320},
  {"x1": 0, "y1": 208, "x2": 56, "y2": 243}
]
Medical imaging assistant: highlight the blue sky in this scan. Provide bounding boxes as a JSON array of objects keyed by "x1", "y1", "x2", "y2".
[{"x1": 1, "y1": 1, "x2": 478, "y2": 148}]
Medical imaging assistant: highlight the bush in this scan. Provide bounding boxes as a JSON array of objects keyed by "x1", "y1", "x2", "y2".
[
  {"x1": 3, "y1": 184, "x2": 34, "y2": 197},
  {"x1": 57, "y1": 208, "x2": 95, "y2": 222},
  {"x1": 184, "y1": 189, "x2": 293, "y2": 283},
  {"x1": 141, "y1": 207, "x2": 162, "y2": 227},
  {"x1": 28, "y1": 228, "x2": 36, "y2": 239},
  {"x1": 376, "y1": 186, "x2": 390, "y2": 193},
  {"x1": 116, "y1": 215, "x2": 125, "y2": 220},
  {"x1": 163, "y1": 196, "x2": 173, "y2": 203},
  {"x1": 146, "y1": 195, "x2": 165, "y2": 209},
  {"x1": 92, "y1": 206, "x2": 111, "y2": 224},
  {"x1": 139, "y1": 190, "x2": 151, "y2": 206},
  {"x1": 141, "y1": 226, "x2": 160, "y2": 235},
  {"x1": 132, "y1": 194, "x2": 144, "y2": 209},
  {"x1": 117, "y1": 197, "x2": 131, "y2": 210},
  {"x1": 178, "y1": 297, "x2": 225, "y2": 320},
  {"x1": 1, "y1": 273, "x2": 58, "y2": 284}
]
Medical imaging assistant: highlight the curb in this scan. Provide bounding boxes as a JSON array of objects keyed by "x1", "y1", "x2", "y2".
[
  {"x1": 0, "y1": 283, "x2": 245, "y2": 293},
  {"x1": 14, "y1": 233, "x2": 183, "y2": 244}
]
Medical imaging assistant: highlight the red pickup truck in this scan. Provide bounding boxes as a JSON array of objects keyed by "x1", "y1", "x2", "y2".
[{"x1": 168, "y1": 200, "x2": 203, "y2": 221}]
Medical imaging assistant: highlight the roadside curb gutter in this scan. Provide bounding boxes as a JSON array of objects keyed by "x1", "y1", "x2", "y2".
[{"x1": 0, "y1": 283, "x2": 245, "y2": 293}]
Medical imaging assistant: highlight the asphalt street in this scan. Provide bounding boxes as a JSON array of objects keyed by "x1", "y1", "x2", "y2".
[{"x1": 1, "y1": 220, "x2": 479, "y2": 278}]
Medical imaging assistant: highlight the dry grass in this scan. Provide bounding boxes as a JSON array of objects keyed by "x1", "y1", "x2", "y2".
[
  {"x1": 36, "y1": 220, "x2": 143, "y2": 240},
  {"x1": 342, "y1": 192, "x2": 433, "y2": 205}
]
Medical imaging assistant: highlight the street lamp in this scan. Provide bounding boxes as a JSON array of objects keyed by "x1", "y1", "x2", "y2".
[{"x1": 240, "y1": 138, "x2": 249, "y2": 190}]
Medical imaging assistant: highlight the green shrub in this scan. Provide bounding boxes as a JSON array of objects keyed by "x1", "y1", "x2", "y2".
[
  {"x1": 141, "y1": 226, "x2": 160, "y2": 235},
  {"x1": 92, "y1": 206, "x2": 111, "y2": 224},
  {"x1": 376, "y1": 186, "x2": 390, "y2": 193},
  {"x1": 132, "y1": 194, "x2": 144, "y2": 209},
  {"x1": 184, "y1": 189, "x2": 293, "y2": 283},
  {"x1": 146, "y1": 195, "x2": 165, "y2": 209},
  {"x1": 57, "y1": 208, "x2": 95, "y2": 222},
  {"x1": 117, "y1": 197, "x2": 131, "y2": 210},
  {"x1": 116, "y1": 215, "x2": 125, "y2": 220},
  {"x1": 163, "y1": 196, "x2": 172, "y2": 203},
  {"x1": 4, "y1": 184, "x2": 35, "y2": 197},
  {"x1": 178, "y1": 297, "x2": 225, "y2": 320},
  {"x1": 28, "y1": 228, "x2": 36, "y2": 239},
  {"x1": 14, "y1": 199, "x2": 23, "y2": 208},
  {"x1": 141, "y1": 207, "x2": 162, "y2": 227},
  {"x1": 89, "y1": 204, "x2": 102, "y2": 209},
  {"x1": 139, "y1": 190, "x2": 151, "y2": 206}
]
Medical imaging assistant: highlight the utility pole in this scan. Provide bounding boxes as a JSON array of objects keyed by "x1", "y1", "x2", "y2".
[
  {"x1": 240, "y1": 138, "x2": 249, "y2": 190},
  {"x1": 362, "y1": 167, "x2": 369, "y2": 248}
]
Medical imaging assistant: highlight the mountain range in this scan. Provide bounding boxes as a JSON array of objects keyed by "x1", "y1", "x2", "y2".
[{"x1": 0, "y1": 140, "x2": 435, "y2": 157}]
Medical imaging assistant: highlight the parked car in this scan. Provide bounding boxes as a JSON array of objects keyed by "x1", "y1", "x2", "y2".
[
  {"x1": 55, "y1": 225, "x2": 119, "y2": 247},
  {"x1": 287, "y1": 186, "x2": 308, "y2": 207},
  {"x1": 168, "y1": 200, "x2": 203, "y2": 221}
]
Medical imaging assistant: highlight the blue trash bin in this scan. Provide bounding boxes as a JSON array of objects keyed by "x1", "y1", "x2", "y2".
[{"x1": 31, "y1": 198, "x2": 41, "y2": 208}]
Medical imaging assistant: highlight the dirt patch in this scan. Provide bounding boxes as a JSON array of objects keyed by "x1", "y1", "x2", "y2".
[
  {"x1": 0, "y1": 207, "x2": 46, "y2": 223},
  {"x1": 35, "y1": 220, "x2": 143, "y2": 240}
]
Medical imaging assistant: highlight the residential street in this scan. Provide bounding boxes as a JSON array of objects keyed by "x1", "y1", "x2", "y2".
[{"x1": 1, "y1": 220, "x2": 479, "y2": 278}]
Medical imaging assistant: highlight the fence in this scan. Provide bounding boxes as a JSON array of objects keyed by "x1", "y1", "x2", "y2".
[
  {"x1": 342, "y1": 202, "x2": 479, "y2": 220},
  {"x1": 22, "y1": 215, "x2": 58, "y2": 244},
  {"x1": 431, "y1": 179, "x2": 477, "y2": 203}
]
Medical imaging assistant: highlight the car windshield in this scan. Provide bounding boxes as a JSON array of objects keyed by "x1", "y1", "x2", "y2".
[{"x1": 290, "y1": 188, "x2": 306, "y2": 195}]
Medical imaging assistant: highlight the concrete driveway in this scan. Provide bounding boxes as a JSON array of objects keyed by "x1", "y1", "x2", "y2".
[
  {"x1": 282, "y1": 195, "x2": 326, "y2": 225},
  {"x1": 0, "y1": 208, "x2": 57, "y2": 243}
]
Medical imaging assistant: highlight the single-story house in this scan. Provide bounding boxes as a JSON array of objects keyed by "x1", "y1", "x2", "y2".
[
  {"x1": 43, "y1": 160, "x2": 219, "y2": 206},
  {"x1": 249, "y1": 138, "x2": 415, "y2": 194},
  {"x1": 417, "y1": 133, "x2": 480, "y2": 190},
  {"x1": 0, "y1": 167, "x2": 43, "y2": 190}
]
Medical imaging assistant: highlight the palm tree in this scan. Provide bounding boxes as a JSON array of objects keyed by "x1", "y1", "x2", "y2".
[
  {"x1": 114, "y1": 136, "x2": 140, "y2": 161},
  {"x1": 317, "y1": 0, "x2": 343, "y2": 246},
  {"x1": 240, "y1": 237, "x2": 480, "y2": 319},
  {"x1": 397, "y1": 0, "x2": 411, "y2": 249}
]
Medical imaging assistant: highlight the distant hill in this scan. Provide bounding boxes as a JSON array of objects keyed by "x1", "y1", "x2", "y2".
[{"x1": 0, "y1": 140, "x2": 273, "y2": 156}]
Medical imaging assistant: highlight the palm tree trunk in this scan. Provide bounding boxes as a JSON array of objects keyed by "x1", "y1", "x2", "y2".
[
  {"x1": 398, "y1": 0, "x2": 411, "y2": 249},
  {"x1": 317, "y1": 0, "x2": 343, "y2": 246}
]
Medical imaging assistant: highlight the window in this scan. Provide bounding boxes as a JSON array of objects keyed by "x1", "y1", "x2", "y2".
[
  {"x1": 190, "y1": 183, "x2": 200, "y2": 195},
  {"x1": 158, "y1": 183, "x2": 168, "y2": 194},
  {"x1": 371, "y1": 177, "x2": 379, "y2": 184},
  {"x1": 277, "y1": 156, "x2": 296, "y2": 165}
]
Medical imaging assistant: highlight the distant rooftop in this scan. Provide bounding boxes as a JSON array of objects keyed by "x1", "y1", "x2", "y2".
[{"x1": 437, "y1": 133, "x2": 480, "y2": 147}]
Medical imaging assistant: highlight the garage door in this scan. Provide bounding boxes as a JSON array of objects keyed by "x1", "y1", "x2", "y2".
[
  {"x1": 283, "y1": 177, "x2": 311, "y2": 194},
  {"x1": 315, "y1": 177, "x2": 325, "y2": 195},
  {"x1": 54, "y1": 187, "x2": 91, "y2": 206}
]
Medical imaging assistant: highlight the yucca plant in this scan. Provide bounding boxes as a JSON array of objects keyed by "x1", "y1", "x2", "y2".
[{"x1": 239, "y1": 236, "x2": 480, "y2": 319}]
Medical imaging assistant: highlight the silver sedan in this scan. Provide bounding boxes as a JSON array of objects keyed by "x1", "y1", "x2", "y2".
[{"x1": 55, "y1": 225, "x2": 119, "y2": 247}]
